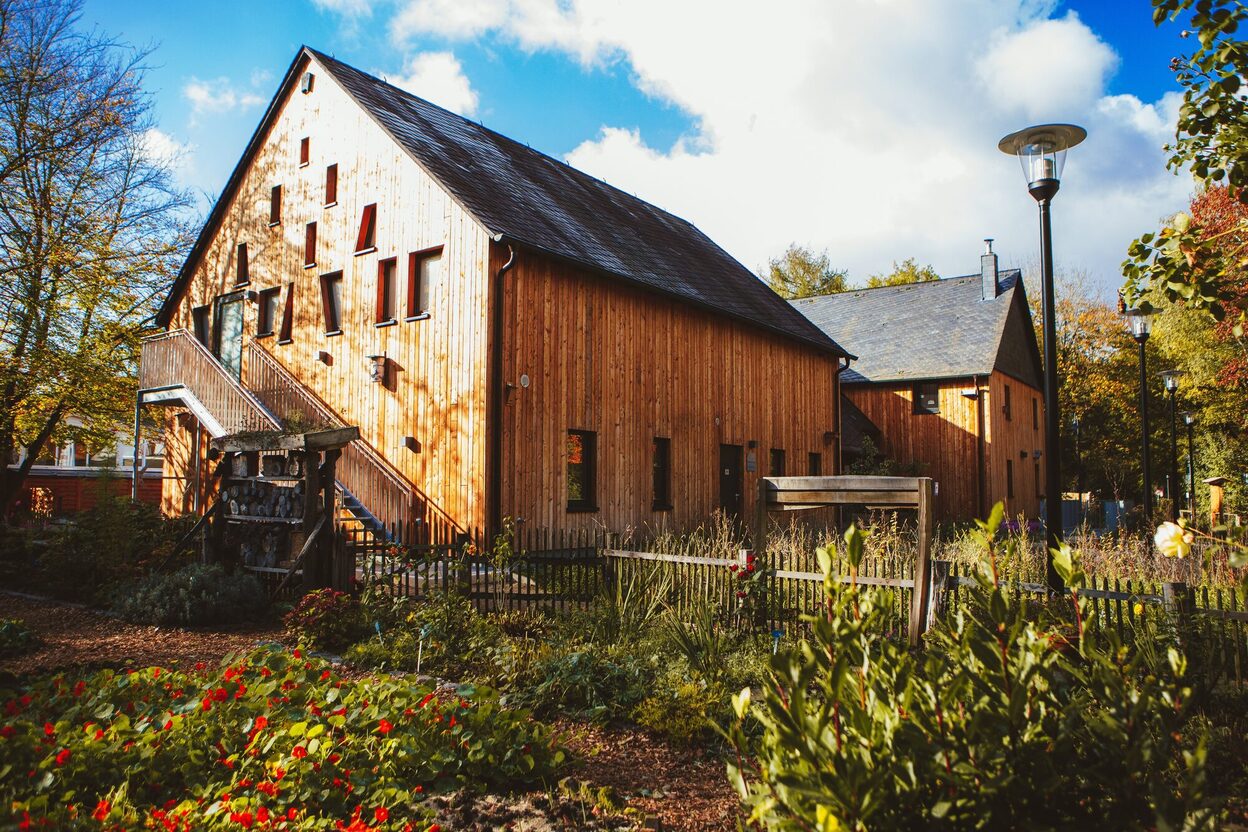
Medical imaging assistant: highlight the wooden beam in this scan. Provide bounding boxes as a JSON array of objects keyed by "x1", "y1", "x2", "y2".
[{"x1": 908, "y1": 477, "x2": 935, "y2": 646}]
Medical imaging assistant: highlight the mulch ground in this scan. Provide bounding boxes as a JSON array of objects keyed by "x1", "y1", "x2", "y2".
[{"x1": 0, "y1": 592, "x2": 746, "y2": 831}]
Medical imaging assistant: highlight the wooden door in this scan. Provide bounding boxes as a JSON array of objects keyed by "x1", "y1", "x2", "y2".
[
  {"x1": 719, "y1": 443, "x2": 743, "y2": 516},
  {"x1": 213, "y1": 293, "x2": 245, "y2": 379}
]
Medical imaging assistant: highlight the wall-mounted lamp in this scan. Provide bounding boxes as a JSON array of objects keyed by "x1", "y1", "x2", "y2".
[
  {"x1": 960, "y1": 388, "x2": 980, "y2": 399},
  {"x1": 403, "y1": 436, "x2": 421, "y2": 454},
  {"x1": 1033, "y1": 449, "x2": 1042, "y2": 460},
  {"x1": 245, "y1": 290, "x2": 259, "y2": 303},
  {"x1": 1019, "y1": 450, "x2": 1029, "y2": 459},
  {"x1": 366, "y1": 353, "x2": 387, "y2": 384},
  {"x1": 317, "y1": 350, "x2": 332, "y2": 366},
  {"x1": 823, "y1": 431, "x2": 837, "y2": 446}
]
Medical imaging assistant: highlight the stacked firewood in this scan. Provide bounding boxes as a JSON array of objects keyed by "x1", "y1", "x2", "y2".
[{"x1": 223, "y1": 480, "x2": 304, "y2": 519}]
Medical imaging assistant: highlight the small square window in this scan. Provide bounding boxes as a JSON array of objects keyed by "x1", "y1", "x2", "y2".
[
  {"x1": 299, "y1": 137, "x2": 309, "y2": 166},
  {"x1": 319, "y1": 271, "x2": 343, "y2": 334},
  {"x1": 355, "y1": 203, "x2": 377, "y2": 253},
  {"x1": 406, "y1": 247, "x2": 442, "y2": 318},
  {"x1": 325, "y1": 164, "x2": 338, "y2": 205},
  {"x1": 256, "y1": 288, "x2": 281, "y2": 336},
  {"x1": 376, "y1": 258, "x2": 397, "y2": 324},
  {"x1": 913, "y1": 382, "x2": 940, "y2": 414},
  {"x1": 769, "y1": 448, "x2": 785, "y2": 477},
  {"x1": 652, "y1": 437, "x2": 671, "y2": 510},
  {"x1": 567, "y1": 430, "x2": 597, "y2": 511},
  {"x1": 269, "y1": 185, "x2": 282, "y2": 225}
]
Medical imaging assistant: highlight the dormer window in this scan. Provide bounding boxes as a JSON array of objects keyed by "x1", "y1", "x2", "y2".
[{"x1": 355, "y1": 203, "x2": 377, "y2": 253}]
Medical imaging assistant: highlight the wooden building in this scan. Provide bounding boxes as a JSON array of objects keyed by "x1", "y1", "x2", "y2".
[
  {"x1": 140, "y1": 47, "x2": 849, "y2": 542},
  {"x1": 791, "y1": 243, "x2": 1045, "y2": 522}
]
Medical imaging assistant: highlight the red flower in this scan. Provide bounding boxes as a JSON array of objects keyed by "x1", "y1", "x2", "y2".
[
  {"x1": 287, "y1": 808, "x2": 299, "y2": 821},
  {"x1": 72, "y1": 681, "x2": 86, "y2": 697},
  {"x1": 201, "y1": 698, "x2": 213, "y2": 712},
  {"x1": 230, "y1": 810, "x2": 254, "y2": 828},
  {"x1": 1, "y1": 725, "x2": 14, "y2": 738},
  {"x1": 736, "y1": 591, "x2": 746, "y2": 598},
  {"x1": 43, "y1": 722, "x2": 54, "y2": 737},
  {"x1": 375, "y1": 806, "x2": 389, "y2": 822},
  {"x1": 429, "y1": 825, "x2": 441, "y2": 832},
  {"x1": 254, "y1": 716, "x2": 268, "y2": 731},
  {"x1": 164, "y1": 719, "x2": 173, "y2": 731},
  {"x1": 729, "y1": 564, "x2": 739, "y2": 572},
  {"x1": 257, "y1": 806, "x2": 270, "y2": 823},
  {"x1": 93, "y1": 799, "x2": 110, "y2": 821},
  {"x1": 377, "y1": 719, "x2": 393, "y2": 735},
  {"x1": 292, "y1": 746, "x2": 308, "y2": 759},
  {"x1": 55, "y1": 748, "x2": 71, "y2": 766}
]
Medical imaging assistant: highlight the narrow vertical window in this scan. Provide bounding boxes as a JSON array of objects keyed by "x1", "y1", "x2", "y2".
[
  {"x1": 256, "y1": 287, "x2": 281, "y2": 336},
  {"x1": 324, "y1": 163, "x2": 338, "y2": 205},
  {"x1": 375, "y1": 258, "x2": 397, "y2": 324},
  {"x1": 1034, "y1": 461, "x2": 1041, "y2": 497},
  {"x1": 236, "y1": 243, "x2": 249, "y2": 285},
  {"x1": 808, "y1": 452, "x2": 822, "y2": 476},
  {"x1": 1006, "y1": 459, "x2": 1015, "y2": 499},
  {"x1": 1032, "y1": 397, "x2": 1039, "y2": 430},
  {"x1": 355, "y1": 203, "x2": 377, "y2": 253},
  {"x1": 304, "y1": 222, "x2": 317, "y2": 267},
  {"x1": 269, "y1": 185, "x2": 282, "y2": 225},
  {"x1": 769, "y1": 448, "x2": 786, "y2": 477},
  {"x1": 278, "y1": 283, "x2": 295, "y2": 343},
  {"x1": 1003, "y1": 384, "x2": 1012, "y2": 421},
  {"x1": 191, "y1": 305, "x2": 211, "y2": 346},
  {"x1": 406, "y1": 246, "x2": 442, "y2": 319},
  {"x1": 566, "y1": 430, "x2": 597, "y2": 511},
  {"x1": 319, "y1": 271, "x2": 343, "y2": 334},
  {"x1": 299, "y1": 137, "x2": 309, "y2": 166},
  {"x1": 652, "y1": 437, "x2": 671, "y2": 510}
]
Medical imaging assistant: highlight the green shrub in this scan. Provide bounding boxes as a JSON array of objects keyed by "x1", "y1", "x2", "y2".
[
  {"x1": 723, "y1": 506, "x2": 1218, "y2": 830},
  {"x1": 508, "y1": 644, "x2": 650, "y2": 722},
  {"x1": 0, "y1": 643, "x2": 565, "y2": 829},
  {"x1": 0, "y1": 618, "x2": 37, "y2": 657},
  {"x1": 111, "y1": 564, "x2": 267, "y2": 627},
  {"x1": 282, "y1": 588, "x2": 364, "y2": 652},
  {"x1": 632, "y1": 675, "x2": 723, "y2": 746}
]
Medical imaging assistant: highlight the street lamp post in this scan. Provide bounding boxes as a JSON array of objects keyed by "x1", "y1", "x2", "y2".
[
  {"x1": 1125, "y1": 308, "x2": 1154, "y2": 520},
  {"x1": 1072, "y1": 416, "x2": 1084, "y2": 524},
  {"x1": 999, "y1": 123, "x2": 1086, "y2": 593},
  {"x1": 1160, "y1": 369, "x2": 1185, "y2": 522},
  {"x1": 1181, "y1": 410, "x2": 1196, "y2": 522}
]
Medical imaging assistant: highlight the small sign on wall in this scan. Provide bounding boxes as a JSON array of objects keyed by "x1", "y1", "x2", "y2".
[{"x1": 746, "y1": 450, "x2": 757, "y2": 473}]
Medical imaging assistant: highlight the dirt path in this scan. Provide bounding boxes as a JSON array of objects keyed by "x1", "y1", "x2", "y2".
[{"x1": 0, "y1": 593, "x2": 745, "y2": 830}]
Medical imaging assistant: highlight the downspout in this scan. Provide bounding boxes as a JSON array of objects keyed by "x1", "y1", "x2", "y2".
[
  {"x1": 974, "y1": 374, "x2": 986, "y2": 519},
  {"x1": 487, "y1": 238, "x2": 517, "y2": 537},
  {"x1": 835, "y1": 357, "x2": 851, "y2": 473}
]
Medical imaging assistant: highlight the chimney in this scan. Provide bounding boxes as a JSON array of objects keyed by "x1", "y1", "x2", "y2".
[{"x1": 980, "y1": 238, "x2": 999, "y2": 300}]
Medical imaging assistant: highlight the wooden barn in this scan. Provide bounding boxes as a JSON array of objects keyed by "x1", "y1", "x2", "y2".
[
  {"x1": 138, "y1": 47, "x2": 849, "y2": 544},
  {"x1": 791, "y1": 243, "x2": 1045, "y2": 522}
]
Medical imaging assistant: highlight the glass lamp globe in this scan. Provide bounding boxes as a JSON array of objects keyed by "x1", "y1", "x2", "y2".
[{"x1": 998, "y1": 124, "x2": 1087, "y2": 187}]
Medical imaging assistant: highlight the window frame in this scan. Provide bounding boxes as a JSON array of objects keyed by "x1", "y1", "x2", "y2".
[
  {"x1": 808, "y1": 451, "x2": 822, "y2": 476},
  {"x1": 277, "y1": 283, "x2": 295, "y2": 344},
  {"x1": 913, "y1": 382, "x2": 940, "y2": 415},
  {"x1": 256, "y1": 287, "x2": 282, "y2": 337},
  {"x1": 304, "y1": 222, "x2": 317, "y2": 268},
  {"x1": 405, "y1": 245, "x2": 443, "y2": 320},
  {"x1": 375, "y1": 257, "x2": 398, "y2": 326},
  {"x1": 324, "y1": 163, "x2": 338, "y2": 206},
  {"x1": 769, "y1": 448, "x2": 786, "y2": 477},
  {"x1": 269, "y1": 185, "x2": 282, "y2": 226},
  {"x1": 299, "y1": 137, "x2": 309, "y2": 167},
  {"x1": 319, "y1": 271, "x2": 343, "y2": 336},
  {"x1": 235, "y1": 242, "x2": 250, "y2": 285},
  {"x1": 566, "y1": 429, "x2": 598, "y2": 512},
  {"x1": 651, "y1": 436, "x2": 672, "y2": 511},
  {"x1": 354, "y1": 203, "x2": 377, "y2": 254}
]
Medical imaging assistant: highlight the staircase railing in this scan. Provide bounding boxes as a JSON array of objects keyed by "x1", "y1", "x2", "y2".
[
  {"x1": 140, "y1": 330, "x2": 278, "y2": 434},
  {"x1": 244, "y1": 340, "x2": 418, "y2": 534}
]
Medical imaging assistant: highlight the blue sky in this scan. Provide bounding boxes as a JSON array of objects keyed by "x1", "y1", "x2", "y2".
[{"x1": 83, "y1": 0, "x2": 1195, "y2": 294}]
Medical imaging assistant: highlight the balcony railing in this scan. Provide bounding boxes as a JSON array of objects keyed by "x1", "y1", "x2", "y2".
[{"x1": 139, "y1": 330, "x2": 277, "y2": 435}]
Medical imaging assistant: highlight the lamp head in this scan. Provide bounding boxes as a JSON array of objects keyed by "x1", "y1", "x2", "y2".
[
  {"x1": 1160, "y1": 369, "x2": 1185, "y2": 393},
  {"x1": 1124, "y1": 307, "x2": 1152, "y2": 341},
  {"x1": 1180, "y1": 411, "x2": 1195, "y2": 426},
  {"x1": 998, "y1": 123, "x2": 1086, "y2": 200}
]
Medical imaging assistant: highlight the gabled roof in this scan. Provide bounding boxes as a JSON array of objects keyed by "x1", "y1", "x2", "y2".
[
  {"x1": 158, "y1": 48, "x2": 846, "y2": 357},
  {"x1": 789, "y1": 271, "x2": 1042, "y2": 387}
]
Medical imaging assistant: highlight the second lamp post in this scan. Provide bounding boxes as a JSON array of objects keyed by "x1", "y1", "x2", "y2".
[{"x1": 1160, "y1": 369, "x2": 1185, "y2": 522}]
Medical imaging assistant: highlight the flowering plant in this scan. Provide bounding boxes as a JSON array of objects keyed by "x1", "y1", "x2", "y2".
[{"x1": 283, "y1": 588, "x2": 365, "y2": 651}]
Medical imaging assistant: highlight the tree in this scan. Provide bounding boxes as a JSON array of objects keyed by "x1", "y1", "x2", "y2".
[
  {"x1": 1122, "y1": 0, "x2": 1248, "y2": 323},
  {"x1": 863, "y1": 257, "x2": 940, "y2": 288},
  {"x1": 765, "y1": 243, "x2": 849, "y2": 299},
  {"x1": 0, "y1": 0, "x2": 190, "y2": 520}
]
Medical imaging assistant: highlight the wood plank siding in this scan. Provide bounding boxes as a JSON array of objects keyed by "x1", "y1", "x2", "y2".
[
  {"x1": 844, "y1": 370, "x2": 1042, "y2": 522},
  {"x1": 163, "y1": 55, "x2": 491, "y2": 531},
  {"x1": 497, "y1": 246, "x2": 843, "y2": 530}
]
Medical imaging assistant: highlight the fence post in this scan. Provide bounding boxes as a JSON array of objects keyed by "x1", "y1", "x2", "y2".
[
  {"x1": 908, "y1": 477, "x2": 935, "y2": 647},
  {"x1": 926, "y1": 560, "x2": 951, "y2": 632},
  {"x1": 1163, "y1": 581, "x2": 1194, "y2": 623}
]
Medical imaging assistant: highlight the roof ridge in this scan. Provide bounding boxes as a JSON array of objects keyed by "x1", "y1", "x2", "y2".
[
  {"x1": 306, "y1": 47, "x2": 705, "y2": 234},
  {"x1": 791, "y1": 267, "x2": 1024, "y2": 304}
]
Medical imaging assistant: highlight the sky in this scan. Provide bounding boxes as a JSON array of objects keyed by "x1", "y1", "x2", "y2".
[{"x1": 82, "y1": 0, "x2": 1197, "y2": 296}]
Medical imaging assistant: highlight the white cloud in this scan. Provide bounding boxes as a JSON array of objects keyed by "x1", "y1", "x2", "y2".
[
  {"x1": 387, "y1": 51, "x2": 479, "y2": 116},
  {"x1": 311, "y1": 0, "x2": 373, "y2": 14},
  {"x1": 384, "y1": 0, "x2": 1194, "y2": 294},
  {"x1": 183, "y1": 77, "x2": 267, "y2": 119},
  {"x1": 140, "y1": 127, "x2": 191, "y2": 166}
]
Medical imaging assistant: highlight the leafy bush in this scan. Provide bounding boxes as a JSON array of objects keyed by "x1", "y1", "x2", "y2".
[
  {"x1": 632, "y1": 675, "x2": 723, "y2": 746},
  {"x1": 35, "y1": 495, "x2": 193, "y2": 602},
  {"x1": 0, "y1": 618, "x2": 37, "y2": 657},
  {"x1": 508, "y1": 645, "x2": 650, "y2": 722},
  {"x1": 0, "y1": 644, "x2": 564, "y2": 830},
  {"x1": 282, "y1": 588, "x2": 365, "y2": 651},
  {"x1": 724, "y1": 505, "x2": 1219, "y2": 831},
  {"x1": 111, "y1": 564, "x2": 267, "y2": 627}
]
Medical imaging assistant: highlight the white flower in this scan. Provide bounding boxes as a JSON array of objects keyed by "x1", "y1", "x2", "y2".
[{"x1": 1154, "y1": 521, "x2": 1194, "y2": 559}]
